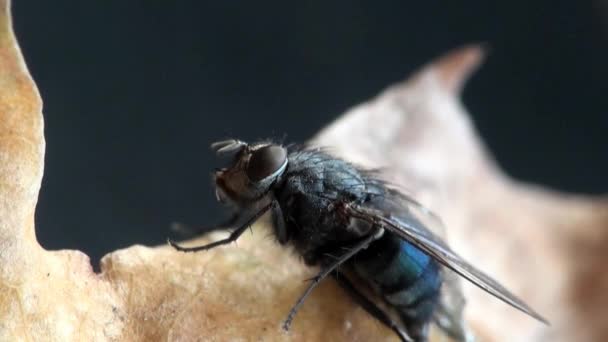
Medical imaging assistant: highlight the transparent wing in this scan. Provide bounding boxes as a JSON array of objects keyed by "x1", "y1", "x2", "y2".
[
  {"x1": 344, "y1": 200, "x2": 549, "y2": 325},
  {"x1": 384, "y1": 188, "x2": 447, "y2": 236}
]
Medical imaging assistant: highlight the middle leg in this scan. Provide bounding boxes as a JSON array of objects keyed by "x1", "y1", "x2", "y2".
[{"x1": 282, "y1": 228, "x2": 384, "y2": 331}]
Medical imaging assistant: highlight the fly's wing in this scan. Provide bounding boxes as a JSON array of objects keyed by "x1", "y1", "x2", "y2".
[{"x1": 345, "y1": 199, "x2": 549, "y2": 325}]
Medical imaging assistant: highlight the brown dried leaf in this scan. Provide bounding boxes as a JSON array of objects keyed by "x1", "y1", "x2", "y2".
[{"x1": 1, "y1": 1, "x2": 606, "y2": 341}]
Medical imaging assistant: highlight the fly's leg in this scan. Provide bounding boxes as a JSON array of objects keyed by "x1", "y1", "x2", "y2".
[
  {"x1": 332, "y1": 271, "x2": 413, "y2": 342},
  {"x1": 405, "y1": 322, "x2": 430, "y2": 342},
  {"x1": 282, "y1": 228, "x2": 384, "y2": 331},
  {"x1": 170, "y1": 212, "x2": 241, "y2": 237},
  {"x1": 167, "y1": 201, "x2": 275, "y2": 252}
]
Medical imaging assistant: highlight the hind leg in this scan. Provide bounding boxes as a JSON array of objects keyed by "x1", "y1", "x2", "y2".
[
  {"x1": 332, "y1": 271, "x2": 414, "y2": 342},
  {"x1": 405, "y1": 322, "x2": 429, "y2": 342}
]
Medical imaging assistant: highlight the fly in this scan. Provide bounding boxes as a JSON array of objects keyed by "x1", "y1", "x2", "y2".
[{"x1": 168, "y1": 139, "x2": 548, "y2": 342}]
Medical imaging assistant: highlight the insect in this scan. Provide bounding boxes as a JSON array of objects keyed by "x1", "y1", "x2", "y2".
[{"x1": 169, "y1": 139, "x2": 548, "y2": 341}]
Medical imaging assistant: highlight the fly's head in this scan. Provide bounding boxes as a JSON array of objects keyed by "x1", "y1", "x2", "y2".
[{"x1": 211, "y1": 139, "x2": 288, "y2": 206}]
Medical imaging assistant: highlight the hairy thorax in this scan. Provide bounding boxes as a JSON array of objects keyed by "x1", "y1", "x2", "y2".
[{"x1": 274, "y1": 150, "x2": 377, "y2": 266}]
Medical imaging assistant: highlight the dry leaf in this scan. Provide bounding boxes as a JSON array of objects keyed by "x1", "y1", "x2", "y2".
[{"x1": 0, "y1": 1, "x2": 606, "y2": 341}]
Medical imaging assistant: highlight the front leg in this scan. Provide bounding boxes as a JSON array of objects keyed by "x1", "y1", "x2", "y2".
[
  {"x1": 168, "y1": 201, "x2": 275, "y2": 253},
  {"x1": 170, "y1": 212, "x2": 241, "y2": 237}
]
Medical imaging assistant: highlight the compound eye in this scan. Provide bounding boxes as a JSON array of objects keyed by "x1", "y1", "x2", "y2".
[{"x1": 246, "y1": 145, "x2": 288, "y2": 182}]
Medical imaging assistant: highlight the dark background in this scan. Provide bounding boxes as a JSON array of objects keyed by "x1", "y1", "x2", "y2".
[{"x1": 12, "y1": 2, "x2": 608, "y2": 267}]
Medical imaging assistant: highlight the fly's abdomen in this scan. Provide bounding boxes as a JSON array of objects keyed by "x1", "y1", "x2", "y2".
[{"x1": 352, "y1": 233, "x2": 442, "y2": 323}]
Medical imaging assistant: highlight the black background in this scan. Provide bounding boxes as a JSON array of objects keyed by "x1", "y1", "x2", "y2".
[{"x1": 12, "y1": 1, "x2": 608, "y2": 267}]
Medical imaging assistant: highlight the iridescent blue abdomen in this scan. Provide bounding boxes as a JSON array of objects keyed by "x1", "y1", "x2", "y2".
[{"x1": 351, "y1": 232, "x2": 442, "y2": 324}]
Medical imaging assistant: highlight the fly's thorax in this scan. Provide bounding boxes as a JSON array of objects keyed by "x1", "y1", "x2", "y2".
[
  {"x1": 284, "y1": 208, "x2": 379, "y2": 267},
  {"x1": 211, "y1": 139, "x2": 288, "y2": 205}
]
